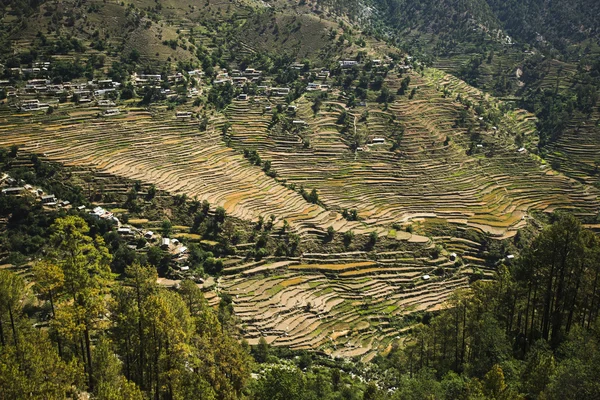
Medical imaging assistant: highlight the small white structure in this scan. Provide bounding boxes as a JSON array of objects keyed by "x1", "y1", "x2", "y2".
[
  {"x1": 97, "y1": 100, "x2": 116, "y2": 107},
  {"x1": 339, "y1": 60, "x2": 358, "y2": 68},
  {"x1": 103, "y1": 108, "x2": 120, "y2": 116},
  {"x1": 307, "y1": 83, "x2": 321, "y2": 91},
  {"x1": 518, "y1": 147, "x2": 526, "y2": 153},
  {"x1": 41, "y1": 194, "x2": 56, "y2": 204},
  {"x1": 422, "y1": 274, "x2": 430, "y2": 280},
  {"x1": 292, "y1": 120, "x2": 307, "y2": 125},
  {"x1": 20, "y1": 99, "x2": 49, "y2": 111},
  {"x1": 450, "y1": 253, "x2": 457, "y2": 261},
  {"x1": 176, "y1": 111, "x2": 192, "y2": 119},
  {"x1": 372, "y1": 138, "x2": 386, "y2": 144},
  {"x1": 161, "y1": 238, "x2": 170, "y2": 247},
  {"x1": 271, "y1": 87, "x2": 290, "y2": 96},
  {"x1": 1, "y1": 187, "x2": 25, "y2": 196},
  {"x1": 117, "y1": 227, "x2": 132, "y2": 235}
]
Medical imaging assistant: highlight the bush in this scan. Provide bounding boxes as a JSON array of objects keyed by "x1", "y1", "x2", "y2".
[{"x1": 343, "y1": 230, "x2": 354, "y2": 247}]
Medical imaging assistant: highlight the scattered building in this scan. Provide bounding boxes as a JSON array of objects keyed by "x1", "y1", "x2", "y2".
[
  {"x1": 117, "y1": 227, "x2": 133, "y2": 236},
  {"x1": 1, "y1": 187, "x2": 25, "y2": 196},
  {"x1": 20, "y1": 99, "x2": 50, "y2": 111},
  {"x1": 271, "y1": 87, "x2": 290, "y2": 96},
  {"x1": 339, "y1": 60, "x2": 358, "y2": 68},
  {"x1": 176, "y1": 111, "x2": 192, "y2": 119},
  {"x1": 97, "y1": 100, "x2": 116, "y2": 107},
  {"x1": 103, "y1": 108, "x2": 121, "y2": 116},
  {"x1": 41, "y1": 194, "x2": 56, "y2": 204}
]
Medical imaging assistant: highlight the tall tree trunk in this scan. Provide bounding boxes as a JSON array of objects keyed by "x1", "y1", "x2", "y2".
[
  {"x1": 85, "y1": 327, "x2": 94, "y2": 391},
  {"x1": 48, "y1": 291, "x2": 63, "y2": 358},
  {"x1": 529, "y1": 284, "x2": 538, "y2": 352},
  {"x1": 461, "y1": 301, "x2": 467, "y2": 366},
  {"x1": 8, "y1": 307, "x2": 20, "y2": 360},
  {"x1": 0, "y1": 314, "x2": 5, "y2": 346},
  {"x1": 166, "y1": 339, "x2": 173, "y2": 400},
  {"x1": 542, "y1": 257, "x2": 557, "y2": 341},
  {"x1": 125, "y1": 336, "x2": 131, "y2": 379},
  {"x1": 587, "y1": 268, "x2": 599, "y2": 329},
  {"x1": 566, "y1": 261, "x2": 583, "y2": 334},
  {"x1": 550, "y1": 235, "x2": 572, "y2": 347},
  {"x1": 454, "y1": 307, "x2": 460, "y2": 371},
  {"x1": 523, "y1": 282, "x2": 532, "y2": 353},
  {"x1": 136, "y1": 283, "x2": 145, "y2": 390}
]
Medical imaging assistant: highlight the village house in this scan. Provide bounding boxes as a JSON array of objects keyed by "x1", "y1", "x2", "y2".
[
  {"x1": 103, "y1": 108, "x2": 121, "y2": 116},
  {"x1": 176, "y1": 111, "x2": 192, "y2": 119}
]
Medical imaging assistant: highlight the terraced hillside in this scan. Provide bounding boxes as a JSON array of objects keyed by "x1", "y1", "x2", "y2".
[
  {"x1": 1, "y1": 69, "x2": 598, "y2": 239},
  {"x1": 219, "y1": 247, "x2": 472, "y2": 361},
  {"x1": 0, "y1": 105, "x2": 365, "y2": 235},
  {"x1": 1, "y1": 65, "x2": 598, "y2": 343},
  {"x1": 224, "y1": 69, "x2": 600, "y2": 237}
]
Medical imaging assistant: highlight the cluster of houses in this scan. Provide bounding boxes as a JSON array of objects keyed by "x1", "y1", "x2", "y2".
[
  {"x1": 1, "y1": 77, "x2": 125, "y2": 110},
  {"x1": 19, "y1": 99, "x2": 50, "y2": 111},
  {"x1": 1, "y1": 55, "x2": 411, "y2": 116},
  {"x1": 131, "y1": 69, "x2": 205, "y2": 87},
  {"x1": 4, "y1": 78, "x2": 121, "y2": 99},
  {"x1": 4, "y1": 61, "x2": 51, "y2": 78},
  {"x1": 212, "y1": 67, "x2": 263, "y2": 86},
  {"x1": 0, "y1": 174, "x2": 70, "y2": 208},
  {"x1": 1, "y1": 172, "x2": 194, "y2": 273}
]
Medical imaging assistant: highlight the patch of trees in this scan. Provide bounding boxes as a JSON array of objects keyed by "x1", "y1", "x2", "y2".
[
  {"x1": 0, "y1": 218, "x2": 252, "y2": 399},
  {"x1": 50, "y1": 60, "x2": 85, "y2": 82},
  {"x1": 342, "y1": 208, "x2": 359, "y2": 221},
  {"x1": 374, "y1": 213, "x2": 600, "y2": 399},
  {"x1": 207, "y1": 82, "x2": 236, "y2": 110},
  {"x1": 299, "y1": 185, "x2": 320, "y2": 205}
]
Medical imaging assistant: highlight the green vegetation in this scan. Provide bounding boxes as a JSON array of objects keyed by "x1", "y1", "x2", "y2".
[{"x1": 0, "y1": 0, "x2": 599, "y2": 398}]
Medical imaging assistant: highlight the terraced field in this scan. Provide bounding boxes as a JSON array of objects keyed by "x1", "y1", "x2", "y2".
[
  {"x1": 0, "y1": 105, "x2": 361, "y2": 235},
  {"x1": 2, "y1": 68, "x2": 599, "y2": 357},
  {"x1": 219, "y1": 247, "x2": 473, "y2": 361},
  {"x1": 224, "y1": 69, "x2": 600, "y2": 237},
  {"x1": 2, "y1": 69, "x2": 598, "y2": 239},
  {"x1": 545, "y1": 106, "x2": 600, "y2": 187}
]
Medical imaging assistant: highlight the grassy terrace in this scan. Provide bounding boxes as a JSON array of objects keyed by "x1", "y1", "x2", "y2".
[
  {"x1": 224, "y1": 68, "x2": 599, "y2": 237},
  {"x1": 0, "y1": 104, "x2": 359, "y2": 235},
  {"x1": 545, "y1": 105, "x2": 600, "y2": 187},
  {"x1": 2, "y1": 66, "x2": 598, "y2": 357},
  {"x1": 1, "y1": 69, "x2": 598, "y2": 240},
  {"x1": 219, "y1": 251, "x2": 469, "y2": 361}
]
